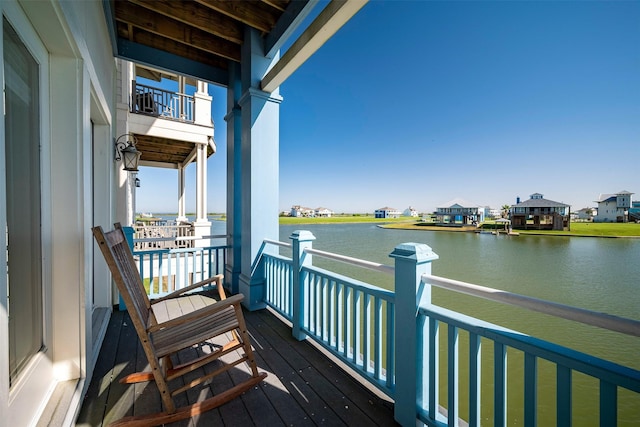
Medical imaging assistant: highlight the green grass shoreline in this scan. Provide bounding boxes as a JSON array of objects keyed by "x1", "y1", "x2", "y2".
[
  {"x1": 146, "y1": 214, "x2": 640, "y2": 238},
  {"x1": 279, "y1": 216, "x2": 640, "y2": 238}
]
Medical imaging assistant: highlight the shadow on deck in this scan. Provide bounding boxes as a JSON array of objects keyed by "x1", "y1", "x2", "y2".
[{"x1": 76, "y1": 291, "x2": 397, "y2": 426}]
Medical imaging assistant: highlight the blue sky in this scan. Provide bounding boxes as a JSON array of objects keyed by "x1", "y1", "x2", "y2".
[{"x1": 137, "y1": 0, "x2": 639, "y2": 214}]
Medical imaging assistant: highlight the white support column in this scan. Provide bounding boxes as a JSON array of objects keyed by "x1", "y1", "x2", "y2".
[
  {"x1": 194, "y1": 80, "x2": 212, "y2": 126},
  {"x1": 115, "y1": 60, "x2": 134, "y2": 226},
  {"x1": 125, "y1": 171, "x2": 136, "y2": 225},
  {"x1": 196, "y1": 143, "x2": 206, "y2": 222},
  {"x1": 192, "y1": 77, "x2": 213, "y2": 248},
  {"x1": 236, "y1": 27, "x2": 282, "y2": 310},
  {"x1": 194, "y1": 141, "x2": 210, "y2": 247},
  {"x1": 177, "y1": 166, "x2": 187, "y2": 222}
]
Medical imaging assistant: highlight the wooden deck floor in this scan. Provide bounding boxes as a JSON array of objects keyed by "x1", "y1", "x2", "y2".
[{"x1": 76, "y1": 292, "x2": 397, "y2": 426}]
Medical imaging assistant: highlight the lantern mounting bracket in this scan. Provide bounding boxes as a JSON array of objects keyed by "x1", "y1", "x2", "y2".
[{"x1": 114, "y1": 133, "x2": 141, "y2": 172}]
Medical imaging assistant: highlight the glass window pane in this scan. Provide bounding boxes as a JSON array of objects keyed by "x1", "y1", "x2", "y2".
[{"x1": 3, "y1": 17, "x2": 43, "y2": 385}]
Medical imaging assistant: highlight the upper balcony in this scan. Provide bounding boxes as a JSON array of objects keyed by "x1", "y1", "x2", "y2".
[
  {"x1": 132, "y1": 81, "x2": 195, "y2": 123},
  {"x1": 120, "y1": 62, "x2": 215, "y2": 169}
]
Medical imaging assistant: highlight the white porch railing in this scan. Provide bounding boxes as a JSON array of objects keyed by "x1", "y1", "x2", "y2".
[
  {"x1": 134, "y1": 246, "x2": 227, "y2": 299},
  {"x1": 133, "y1": 223, "x2": 195, "y2": 249},
  {"x1": 121, "y1": 227, "x2": 228, "y2": 302}
]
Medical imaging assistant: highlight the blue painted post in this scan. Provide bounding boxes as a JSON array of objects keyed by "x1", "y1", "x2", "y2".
[
  {"x1": 225, "y1": 62, "x2": 242, "y2": 295},
  {"x1": 290, "y1": 230, "x2": 315, "y2": 341},
  {"x1": 235, "y1": 27, "x2": 282, "y2": 310},
  {"x1": 122, "y1": 226, "x2": 135, "y2": 311},
  {"x1": 390, "y1": 243, "x2": 439, "y2": 427}
]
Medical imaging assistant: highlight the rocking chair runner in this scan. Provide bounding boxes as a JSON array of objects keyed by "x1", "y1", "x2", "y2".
[{"x1": 92, "y1": 223, "x2": 267, "y2": 427}]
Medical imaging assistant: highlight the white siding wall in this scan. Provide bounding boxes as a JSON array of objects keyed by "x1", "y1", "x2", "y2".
[
  {"x1": 595, "y1": 201, "x2": 619, "y2": 222},
  {"x1": 0, "y1": 1, "x2": 116, "y2": 424}
]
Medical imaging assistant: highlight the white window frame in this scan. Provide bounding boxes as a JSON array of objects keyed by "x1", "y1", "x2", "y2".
[{"x1": 1, "y1": 2, "x2": 53, "y2": 425}]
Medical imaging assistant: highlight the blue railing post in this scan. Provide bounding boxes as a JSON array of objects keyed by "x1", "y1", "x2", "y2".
[
  {"x1": 290, "y1": 230, "x2": 316, "y2": 341},
  {"x1": 390, "y1": 243, "x2": 439, "y2": 427},
  {"x1": 122, "y1": 226, "x2": 136, "y2": 311}
]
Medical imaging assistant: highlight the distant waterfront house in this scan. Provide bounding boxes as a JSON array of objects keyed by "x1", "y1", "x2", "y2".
[
  {"x1": 594, "y1": 190, "x2": 634, "y2": 223},
  {"x1": 375, "y1": 207, "x2": 402, "y2": 219},
  {"x1": 403, "y1": 207, "x2": 419, "y2": 217},
  {"x1": 574, "y1": 207, "x2": 596, "y2": 221},
  {"x1": 484, "y1": 206, "x2": 502, "y2": 219},
  {"x1": 315, "y1": 207, "x2": 334, "y2": 217},
  {"x1": 436, "y1": 198, "x2": 484, "y2": 225},
  {"x1": 291, "y1": 205, "x2": 315, "y2": 217},
  {"x1": 510, "y1": 193, "x2": 570, "y2": 230}
]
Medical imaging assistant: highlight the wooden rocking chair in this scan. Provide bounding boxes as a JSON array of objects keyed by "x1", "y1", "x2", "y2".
[{"x1": 92, "y1": 223, "x2": 267, "y2": 426}]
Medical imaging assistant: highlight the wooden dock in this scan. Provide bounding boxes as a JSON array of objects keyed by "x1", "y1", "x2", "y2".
[{"x1": 76, "y1": 292, "x2": 397, "y2": 426}]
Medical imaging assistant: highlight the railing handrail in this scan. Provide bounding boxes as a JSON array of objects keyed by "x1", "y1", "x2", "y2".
[
  {"x1": 262, "y1": 237, "x2": 639, "y2": 337},
  {"x1": 133, "y1": 234, "x2": 229, "y2": 243},
  {"x1": 263, "y1": 237, "x2": 394, "y2": 274},
  {"x1": 304, "y1": 247, "x2": 395, "y2": 275},
  {"x1": 263, "y1": 238, "x2": 291, "y2": 248},
  {"x1": 133, "y1": 81, "x2": 194, "y2": 101},
  {"x1": 423, "y1": 273, "x2": 640, "y2": 338}
]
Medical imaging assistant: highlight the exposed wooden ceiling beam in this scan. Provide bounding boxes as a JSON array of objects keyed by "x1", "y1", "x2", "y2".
[
  {"x1": 194, "y1": 0, "x2": 280, "y2": 33},
  {"x1": 262, "y1": 0, "x2": 368, "y2": 93},
  {"x1": 117, "y1": 25, "x2": 229, "y2": 69},
  {"x1": 262, "y1": 0, "x2": 289, "y2": 13},
  {"x1": 129, "y1": 0, "x2": 244, "y2": 45},
  {"x1": 115, "y1": 1, "x2": 240, "y2": 62}
]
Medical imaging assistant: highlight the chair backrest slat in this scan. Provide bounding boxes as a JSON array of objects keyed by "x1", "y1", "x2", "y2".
[{"x1": 93, "y1": 224, "x2": 150, "y2": 331}]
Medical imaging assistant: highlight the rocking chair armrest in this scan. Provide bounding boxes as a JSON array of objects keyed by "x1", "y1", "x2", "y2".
[
  {"x1": 148, "y1": 293, "x2": 244, "y2": 333},
  {"x1": 150, "y1": 274, "x2": 226, "y2": 305}
]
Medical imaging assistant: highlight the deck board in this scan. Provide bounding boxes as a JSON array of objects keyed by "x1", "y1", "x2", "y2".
[
  {"x1": 77, "y1": 311, "x2": 124, "y2": 427},
  {"x1": 258, "y1": 311, "x2": 396, "y2": 423},
  {"x1": 104, "y1": 312, "x2": 139, "y2": 425},
  {"x1": 76, "y1": 291, "x2": 397, "y2": 426}
]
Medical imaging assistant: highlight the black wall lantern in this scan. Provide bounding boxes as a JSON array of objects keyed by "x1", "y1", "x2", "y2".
[{"x1": 114, "y1": 133, "x2": 141, "y2": 172}]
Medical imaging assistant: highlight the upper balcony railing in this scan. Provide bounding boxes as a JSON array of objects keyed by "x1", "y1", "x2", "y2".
[
  {"x1": 131, "y1": 81, "x2": 194, "y2": 123},
  {"x1": 133, "y1": 222, "x2": 195, "y2": 250},
  {"x1": 255, "y1": 231, "x2": 640, "y2": 427},
  {"x1": 512, "y1": 208, "x2": 568, "y2": 215}
]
